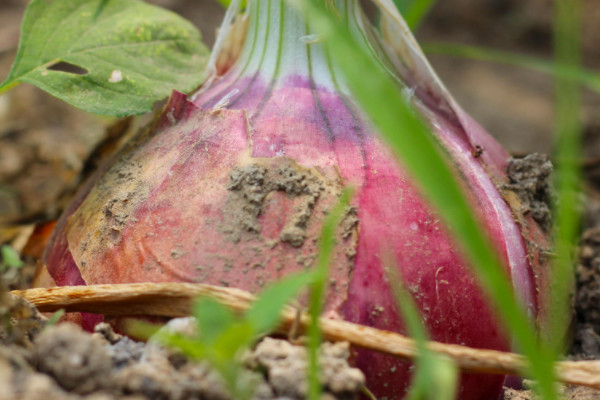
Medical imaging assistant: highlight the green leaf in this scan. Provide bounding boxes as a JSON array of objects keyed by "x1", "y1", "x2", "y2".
[
  {"x1": 193, "y1": 297, "x2": 236, "y2": 344},
  {"x1": 1, "y1": 245, "x2": 24, "y2": 269},
  {"x1": 245, "y1": 271, "x2": 314, "y2": 336},
  {"x1": 0, "y1": 0, "x2": 209, "y2": 116}
]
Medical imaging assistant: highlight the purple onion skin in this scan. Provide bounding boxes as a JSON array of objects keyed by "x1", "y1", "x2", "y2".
[{"x1": 43, "y1": 2, "x2": 551, "y2": 399}]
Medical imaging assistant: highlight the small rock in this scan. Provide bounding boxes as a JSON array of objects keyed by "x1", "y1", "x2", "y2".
[
  {"x1": 34, "y1": 323, "x2": 113, "y2": 394},
  {"x1": 247, "y1": 337, "x2": 364, "y2": 399}
]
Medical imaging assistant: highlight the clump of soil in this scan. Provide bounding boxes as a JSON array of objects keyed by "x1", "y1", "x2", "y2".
[
  {"x1": 570, "y1": 198, "x2": 600, "y2": 360},
  {"x1": 247, "y1": 337, "x2": 365, "y2": 398},
  {"x1": 502, "y1": 153, "x2": 553, "y2": 231},
  {"x1": 0, "y1": 291, "x2": 46, "y2": 348},
  {"x1": 0, "y1": 310, "x2": 365, "y2": 400},
  {"x1": 34, "y1": 323, "x2": 114, "y2": 394}
]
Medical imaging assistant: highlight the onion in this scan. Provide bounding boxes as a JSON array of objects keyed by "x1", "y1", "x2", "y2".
[{"x1": 43, "y1": 1, "x2": 550, "y2": 399}]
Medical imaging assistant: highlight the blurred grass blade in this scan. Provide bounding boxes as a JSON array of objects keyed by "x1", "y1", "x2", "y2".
[
  {"x1": 385, "y1": 262, "x2": 458, "y2": 400},
  {"x1": 216, "y1": 0, "x2": 247, "y2": 8},
  {"x1": 159, "y1": 332, "x2": 208, "y2": 360},
  {"x1": 409, "y1": 356, "x2": 458, "y2": 400},
  {"x1": 422, "y1": 42, "x2": 600, "y2": 94},
  {"x1": 307, "y1": 187, "x2": 354, "y2": 400},
  {"x1": 193, "y1": 297, "x2": 236, "y2": 344},
  {"x1": 293, "y1": 1, "x2": 557, "y2": 399},
  {"x1": 550, "y1": 0, "x2": 583, "y2": 354},
  {"x1": 393, "y1": 0, "x2": 437, "y2": 29},
  {"x1": 126, "y1": 319, "x2": 208, "y2": 360},
  {"x1": 0, "y1": 245, "x2": 24, "y2": 269},
  {"x1": 245, "y1": 271, "x2": 314, "y2": 336},
  {"x1": 44, "y1": 309, "x2": 65, "y2": 327},
  {"x1": 124, "y1": 318, "x2": 162, "y2": 341},
  {"x1": 213, "y1": 322, "x2": 255, "y2": 359}
]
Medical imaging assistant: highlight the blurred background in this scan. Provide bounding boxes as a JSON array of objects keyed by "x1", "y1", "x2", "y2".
[{"x1": 0, "y1": 0, "x2": 598, "y2": 225}]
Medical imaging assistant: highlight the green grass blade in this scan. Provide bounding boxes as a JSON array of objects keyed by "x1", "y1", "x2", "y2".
[
  {"x1": 393, "y1": 0, "x2": 437, "y2": 29},
  {"x1": 409, "y1": 355, "x2": 458, "y2": 400},
  {"x1": 245, "y1": 271, "x2": 314, "y2": 336},
  {"x1": 307, "y1": 187, "x2": 354, "y2": 400},
  {"x1": 550, "y1": 0, "x2": 583, "y2": 354},
  {"x1": 385, "y1": 263, "x2": 458, "y2": 400},
  {"x1": 126, "y1": 319, "x2": 207, "y2": 360},
  {"x1": 44, "y1": 309, "x2": 65, "y2": 328},
  {"x1": 213, "y1": 322, "x2": 255, "y2": 361},
  {"x1": 293, "y1": 1, "x2": 557, "y2": 398},
  {"x1": 193, "y1": 297, "x2": 236, "y2": 344},
  {"x1": 158, "y1": 332, "x2": 208, "y2": 360},
  {"x1": 0, "y1": 245, "x2": 24, "y2": 269},
  {"x1": 216, "y1": 0, "x2": 247, "y2": 8},
  {"x1": 422, "y1": 42, "x2": 600, "y2": 95},
  {"x1": 124, "y1": 318, "x2": 162, "y2": 341}
]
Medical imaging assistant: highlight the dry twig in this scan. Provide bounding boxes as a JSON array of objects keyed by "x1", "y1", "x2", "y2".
[{"x1": 11, "y1": 282, "x2": 600, "y2": 391}]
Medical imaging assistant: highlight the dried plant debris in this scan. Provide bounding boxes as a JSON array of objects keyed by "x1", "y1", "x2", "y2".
[
  {"x1": 502, "y1": 153, "x2": 553, "y2": 231},
  {"x1": 34, "y1": 323, "x2": 114, "y2": 394},
  {"x1": 0, "y1": 318, "x2": 364, "y2": 400}
]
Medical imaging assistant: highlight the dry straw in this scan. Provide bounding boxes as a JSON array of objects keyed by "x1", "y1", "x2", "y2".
[{"x1": 12, "y1": 282, "x2": 600, "y2": 390}]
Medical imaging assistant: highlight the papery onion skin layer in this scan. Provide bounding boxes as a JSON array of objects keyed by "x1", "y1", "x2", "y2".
[{"x1": 43, "y1": 1, "x2": 551, "y2": 399}]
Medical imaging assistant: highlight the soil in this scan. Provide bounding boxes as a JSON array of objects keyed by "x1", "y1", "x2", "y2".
[
  {"x1": 1, "y1": 0, "x2": 600, "y2": 399},
  {"x1": 570, "y1": 200, "x2": 600, "y2": 360},
  {"x1": 502, "y1": 153, "x2": 553, "y2": 232},
  {"x1": 0, "y1": 312, "x2": 365, "y2": 400}
]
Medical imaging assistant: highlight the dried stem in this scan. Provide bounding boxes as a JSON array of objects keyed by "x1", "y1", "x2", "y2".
[{"x1": 11, "y1": 283, "x2": 600, "y2": 390}]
